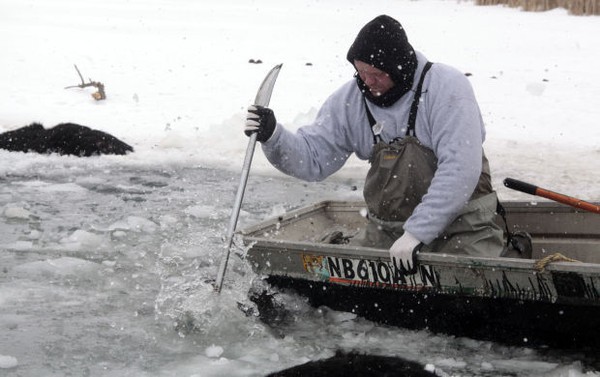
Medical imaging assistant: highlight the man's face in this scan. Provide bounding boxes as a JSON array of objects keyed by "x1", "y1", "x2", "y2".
[{"x1": 354, "y1": 60, "x2": 395, "y2": 97}]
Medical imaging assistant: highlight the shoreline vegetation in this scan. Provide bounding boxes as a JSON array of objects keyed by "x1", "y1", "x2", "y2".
[{"x1": 476, "y1": 0, "x2": 599, "y2": 15}]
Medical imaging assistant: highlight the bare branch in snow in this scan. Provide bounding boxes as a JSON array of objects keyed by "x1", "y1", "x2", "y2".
[{"x1": 65, "y1": 64, "x2": 106, "y2": 100}]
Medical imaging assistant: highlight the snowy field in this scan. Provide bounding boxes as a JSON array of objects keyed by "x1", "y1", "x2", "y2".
[{"x1": 1, "y1": 0, "x2": 599, "y2": 376}]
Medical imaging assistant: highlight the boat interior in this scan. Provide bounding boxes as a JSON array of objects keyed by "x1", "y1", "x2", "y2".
[{"x1": 242, "y1": 200, "x2": 600, "y2": 264}]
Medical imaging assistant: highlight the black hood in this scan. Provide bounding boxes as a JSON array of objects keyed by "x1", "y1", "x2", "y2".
[{"x1": 347, "y1": 15, "x2": 418, "y2": 107}]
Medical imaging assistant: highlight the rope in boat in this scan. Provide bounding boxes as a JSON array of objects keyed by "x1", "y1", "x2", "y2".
[{"x1": 534, "y1": 252, "x2": 581, "y2": 272}]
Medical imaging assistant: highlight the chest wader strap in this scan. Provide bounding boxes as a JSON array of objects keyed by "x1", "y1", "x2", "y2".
[
  {"x1": 495, "y1": 202, "x2": 511, "y2": 247},
  {"x1": 496, "y1": 201, "x2": 533, "y2": 257},
  {"x1": 406, "y1": 61, "x2": 433, "y2": 136},
  {"x1": 363, "y1": 97, "x2": 383, "y2": 144},
  {"x1": 363, "y1": 61, "x2": 434, "y2": 142}
]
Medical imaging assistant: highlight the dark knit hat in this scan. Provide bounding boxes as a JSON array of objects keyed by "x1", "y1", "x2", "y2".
[{"x1": 347, "y1": 15, "x2": 418, "y2": 107}]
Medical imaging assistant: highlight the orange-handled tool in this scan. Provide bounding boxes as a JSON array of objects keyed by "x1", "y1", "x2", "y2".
[{"x1": 504, "y1": 177, "x2": 600, "y2": 214}]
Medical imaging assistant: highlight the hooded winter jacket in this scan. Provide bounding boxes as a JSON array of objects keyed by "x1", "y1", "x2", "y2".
[
  {"x1": 260, "y1": 15, "x2": 489, "y2": 244},
  {"x1": 261, "y1": 50, "x2": 488, "y2": 244}
]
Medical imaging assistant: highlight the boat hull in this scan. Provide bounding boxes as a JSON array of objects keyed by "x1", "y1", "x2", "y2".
[
  {"x1": 264, "y1": 275, "x2": 600, "y2": 349},
  {"x1": 242, "y1": 200, "x2": 600, "y2": 349}
]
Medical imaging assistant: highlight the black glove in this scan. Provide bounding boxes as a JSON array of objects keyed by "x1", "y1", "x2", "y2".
[{"x1": 245, "y1": 105, "x2": 276, "y2": 142}]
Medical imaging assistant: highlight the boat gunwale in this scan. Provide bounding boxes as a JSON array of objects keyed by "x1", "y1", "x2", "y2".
[
  {"x1": 241, "y1": 200, "x2": 600, "y2": 275},
  {"x1": 243, "y1": 236, "x2": 600, "y2": 275}
]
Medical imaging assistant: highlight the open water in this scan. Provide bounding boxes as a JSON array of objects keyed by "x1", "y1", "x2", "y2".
[{"x1": 0, "y1": 159, "x2": 598, "y2": 376}]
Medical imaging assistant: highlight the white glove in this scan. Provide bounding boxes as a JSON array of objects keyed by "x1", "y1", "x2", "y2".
[{"x1": 389, "y1": 231, "x2": 422, "y2": 274}]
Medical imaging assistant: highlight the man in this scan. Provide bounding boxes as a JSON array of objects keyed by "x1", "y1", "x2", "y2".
[{"x1": 244, "y1": 15, "x2": 504, "y2": 273}]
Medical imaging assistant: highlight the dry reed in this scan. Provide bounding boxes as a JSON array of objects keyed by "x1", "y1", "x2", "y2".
[{"x1": 475, "y1": 0, "x2": 600, "y2": 15}]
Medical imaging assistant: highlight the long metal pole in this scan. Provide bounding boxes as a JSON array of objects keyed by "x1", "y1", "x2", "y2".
[
  {"x1": 214, "y1": 133, "x2": 258, "y2": 293},
  {"x1": 214, "y1": 64, "x2": 282, "y2": 293}
]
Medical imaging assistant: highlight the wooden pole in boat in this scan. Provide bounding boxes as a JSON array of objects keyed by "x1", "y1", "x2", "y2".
[
  {"x1": 214, "y1": 64, "x2": 283, "y2": 294},
  {"x1": 503, "y1": 177, "x2": 600, "y2": 214}
]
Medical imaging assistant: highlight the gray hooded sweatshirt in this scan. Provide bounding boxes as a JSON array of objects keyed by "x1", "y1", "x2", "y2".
[{"x1": 261, "y1": 52, "x2": 487, "y2": 245}]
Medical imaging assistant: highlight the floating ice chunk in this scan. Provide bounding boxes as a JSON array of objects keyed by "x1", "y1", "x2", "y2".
[
  {"x1": 3, "y1": 206, "x2": 31, "y2": 219},
  {"x1": 112, "y1": 230, "x2": 127, "y2": 239},
  {"x1": 435, "y1": 358, "x2": 467, "y2": 368},
  {"x1": 126, "y1": 216, "x2": 158, "y2": 233},
  {"x1": 42, "y1": 182, "x2": 86, "y2": 193},
  {"x1": 325, "y1": 309, "x2": 357, "y2": 323},
  {"x1": 0, "y1": 355, "x2": 18, "y2": 369},
  {"x1": 15, "y1": 180, "x2": 85, "y2": 193},
  {"x1": 159, "y1": 214, "x2": 179, "y2": 228},
  {"x1": 6, "y1": 240, "x2": 33, "y2": 251},
  {"x1": 25, "y1": 230, "x2": 42, "y2": 240},
  {"x1": 12, "y1": 256, "x2": 99, "y2": 277},
  {"x1": 108, "y1": 216, "x2": 158, "y2": 233},
  {"x1": 205, "y1": 344, "x2": 224, "y2": 358},
  {"x1": 102, "y1": 260, "x2": 116, "y2": 267},
  {"x1": 59, "y1": 229, "x2": 107, "y2": 250},
  {"x1": 107, "y1": 219, "x2": 129, "y2": 230},
  {"x1": 184, "y1": 205, "x2": 228, "y2": 219},
  {"x1": 492, "y1": 359, "x2": 558, "y2": 371},
  {"x1": 211, "y1": 357, "x2": 229, "y2": 366}
]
